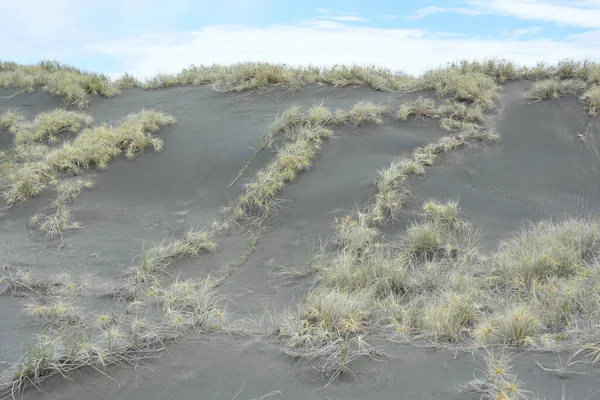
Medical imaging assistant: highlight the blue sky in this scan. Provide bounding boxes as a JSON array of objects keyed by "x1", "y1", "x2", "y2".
[{"x1": 2, "y1": 0, "x2": 599, "y2": 77}]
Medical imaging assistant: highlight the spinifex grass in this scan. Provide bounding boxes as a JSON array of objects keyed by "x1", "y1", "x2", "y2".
[
  {"x1": 225, "y1": 101, "x2": 388, "y2": 220},
  {"x1": 2, "y1": 109, "x2": 175, "y2": 207},
  {"x1": 1, "y1": 276, "x2": 224, "y2": 398},
  {"x1": 0, "y1": 60, "x2": 119, "y2": 107},
  {"x1": 13, "y1": 109, "x2": 93, "y2": 145},
  {"x1": 119, "y1": 231, "x2": 216, "y2": 301}
]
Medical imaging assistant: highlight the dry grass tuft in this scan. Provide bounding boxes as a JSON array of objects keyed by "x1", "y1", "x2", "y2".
[
  {"x1": 581, "y1": 85, "x2": 600, "y2": 116},
  {"x1": 14, "y1": 109, "x2": 93, "y2": 145},
  {"x1": 420, "y1": 69, "x2": 499, "y2": 110},
  {"x1": 396, "y1": 97, "x2": 441, "y2": 120},
  {"x1": 0, "y1": 61, "x2": 119, "y2": 107},
  {"x1": 526, "y1": 79, "x2": 558, "y2": 102},
  {"x1": 0, "y1": 275, "x2": 224, "y2": 398},
  {"x1": 460, "y1": 351, "x2": 530, "y2": 399},
  {"x1": 0, "y1": 109, "x2": 24, "y2": 133},
  {"x1": 2, "y1": 109, "x2": 175, "y2": 207},
  {"x1": 30, "y1": 204, "x2": 80, "y2": 240},
  {"x1": 557, "y1": 79, "x2": 588, "y2": 96}
]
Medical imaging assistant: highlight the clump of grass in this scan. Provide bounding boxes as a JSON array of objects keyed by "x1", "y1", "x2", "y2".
[
  {"x1": 525, "y1": 79, "x2": 558, "y2": 102},
  {"x1": 447, "y1": 59, "x2": 520, "y2": 82},
  {"x1": 14, "y1": 109, "x2": 93, "y2": 145},
  {"x1": 475, "y1": 305, "x2": 541, "y2": 347},
  {"x1": 368, "y1": 159, "x2": 415, "y2": 224},
  {"x1": 332, "y1": 215, "x2": 379, "y2": 257},
  {"x1": 581, "y1": 85, "x2": 600, "y2": 116},
  {"x1": 418, "y1": 292, "x2": 476, "y2": 342},
  {"x1": 396, "y1": 97, "x2": 440, "y2": 120},
  {"x1": 46, "y1": 71, "x2": 120, "y2": 108},
  {"x1": 281, "y1": 288, "x2": 374, "y2": 348},
  {"x1": 403, "y1": 220, "x2": 443, "y2": 257},
  {"x1": 55, "y1": 178, "x2": 94, "y2": 204},
  {"x1": 0, "y1": 267, "x2": 64, "y2": 296},
  {"x1": 493, "y1": 219, "x2": 600, "y2": 286},
  {"x1": 115, "y1": 73, "x2": 141, "y2": 89},
  {"x1": 0, "y1": 61, "x2": 119, "y2": 107},
  {"x1": 234, "y1": 125, "x2": 332, "y2": 217},
  {"x1": 333, "y1": 101, "x2": 388, "y2": 126},
  {"x1": 29, "y1": 204, "x2": 80, "y2": 240},
  {"x1": 460, "y1": 351, "x2": 530, "y2": 399},
  {"x1": 422, "y1": 199, "x2": 461, "y2": 225},
  {"x1": 24, "y1": 300, "x2": 83, "y2": 326},
  {"x1": 0, "y1": 109, "x2": 24, "y2": 133},
  {"x1": 421, "y1": 69, "x2": 499, "y2": 110},
  {"x1": 3, "y1": 109, "x2": 175, "y2": 207},
  {"x1": 313, "y1": 64, "x2": 409, "y2": 91},
  {"x1": 557, "y1": 79, "x2": 588, "y2": 96},
  {"x1": 120, "y1": 231, "x2": 216, "y2": 301}
]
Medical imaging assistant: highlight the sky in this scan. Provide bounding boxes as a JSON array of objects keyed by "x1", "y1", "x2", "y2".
[{"x1": 1, "y1": 0, "x2": 599, "y2": 78}]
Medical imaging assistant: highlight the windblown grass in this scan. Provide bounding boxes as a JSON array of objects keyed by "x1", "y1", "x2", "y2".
[
  {"x1": 13, "y1": 109, "x2": 93, "y2": 145},
  {"x1": 396, "y1": 97, "x2": 441, "y2": 120},
  {"x1": 2, "y1": 109, "x2": 175, "y2": 207},
  {"x1": 420, "y1": 69, "x2": 500, "y2": 110},
  {"x1": 119, "y1": 231, "x2": 216, "y2": 301},
  {"x1": 0, "y1": 60, "x2": 119, "y2": 107},
  {"x1": 581, "y1": 85, "x2": 600, "y2": 116},
  {"x1": 459, "y1": 351, "x2": 530, "y2": 400},
  {"x1": 29, "y1": 204, "x2": 80, "y2": 240},
  {"x1": 0, "y1": 266, "x2": 84, "y2": 297},
  {"x1": 0, "y1": 109, "x2": 24, "y2": 134},
  {"x1": 0, "y1": 277, "x2": 224, "y2": 398},
  {"x1": 142, "y1": 63, "x2": 414, "y2": 92},
  {"x1": 226, "y1": 102, "x2": 387, "y2": 220},
  {"x1": 280, "y1": 204, "x2": 600, "y2": 380}
]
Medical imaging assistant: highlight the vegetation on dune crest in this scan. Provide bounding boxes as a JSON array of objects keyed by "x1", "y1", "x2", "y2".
[{"x1": 0, "y1": 60, "x2": 119, "y2": 107}]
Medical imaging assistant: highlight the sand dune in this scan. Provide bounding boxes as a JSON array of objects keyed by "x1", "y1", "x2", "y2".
[{"x1": 1, "y1": 60, "x2": 600, "y2": 399}]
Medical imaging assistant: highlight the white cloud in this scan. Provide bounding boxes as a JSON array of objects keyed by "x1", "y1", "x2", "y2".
[
  {"x1": 82, "y1": 23, "x2": 600, "y2": 79},
  {"x1": 412, "y1": 1, "x2": 600, "y2": 28},
  {"x1": 410, "y1": 5, "x2": 487, "y2": 19},
  {"x1": 503, "y1": 26, "x2": 543, "y2": 39},
  {"x1": 466, "y1": 0, "x2": 600, "y2": 28},
  {"x1": 320, "y1": 15, "x2": 369, "y2": 22}
]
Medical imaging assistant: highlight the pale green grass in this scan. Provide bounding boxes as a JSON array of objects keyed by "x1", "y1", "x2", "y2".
[
  {"x1": 120, "y1": 230, "x2": 216, "y2": 301},
  {"x1": 396, "y1": 97, "x2": 441, "y2": 120},
  {"x1": 557, "y1": 79, "x2": 588, "y2": 96},
  {"x1": 446, "y1": 59, "x2": 521, "y2": 82},
  {"x1": 493, "y1": 219, "x2": 600, "y2": 286},
  {"x1": 55, "y1": 178, "x2": 94, "y2": 204},
  {"x1": 142, "y1": 63, "x2": 413, "y2": 92},
  {"x1": 1, "y1": 276, "x2": 224, "y2": 398},
  {"x1": 114, "y1": 73, "x2": 141, "y2": 89},
  {"x1": 459, "y1": 351, "x2": 531, "y2": 400},
  {"x1": 0, "y1": 61, "x2": 119, "y2": 107},
  {"x1": 0, "y1": 109, "x2": 24, "y2": 133},
  {"x1": 14, "y1": 109, "x2": 93, "y2": 145},
  {"x1": 581, "y1": 85, "x2": 600, "y2": 116},
  {"x1": 333, "y1": 101, "x2": 388, "y2": 126},
  {"x1": 422, "y1": 199, "x2": 461, "y2": 225},
  {"x1": 227, "y1": 101, "x2": 387, "y2": 220},
  {"x1": 525, "y1": 79, "x2": 558, "y2": 102},
  {"x1": 420, "y1": 69, "x2": 500, "y2": 110},
  {"x1": 0, "y1": 267, "x2": 82, "y2": 296},
  {"x1": 2, "y1": 109, "x2": 175, "y2": 207},
  {"x1": 29, "y1": 204, "x2": 80, "y2": 240}
]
